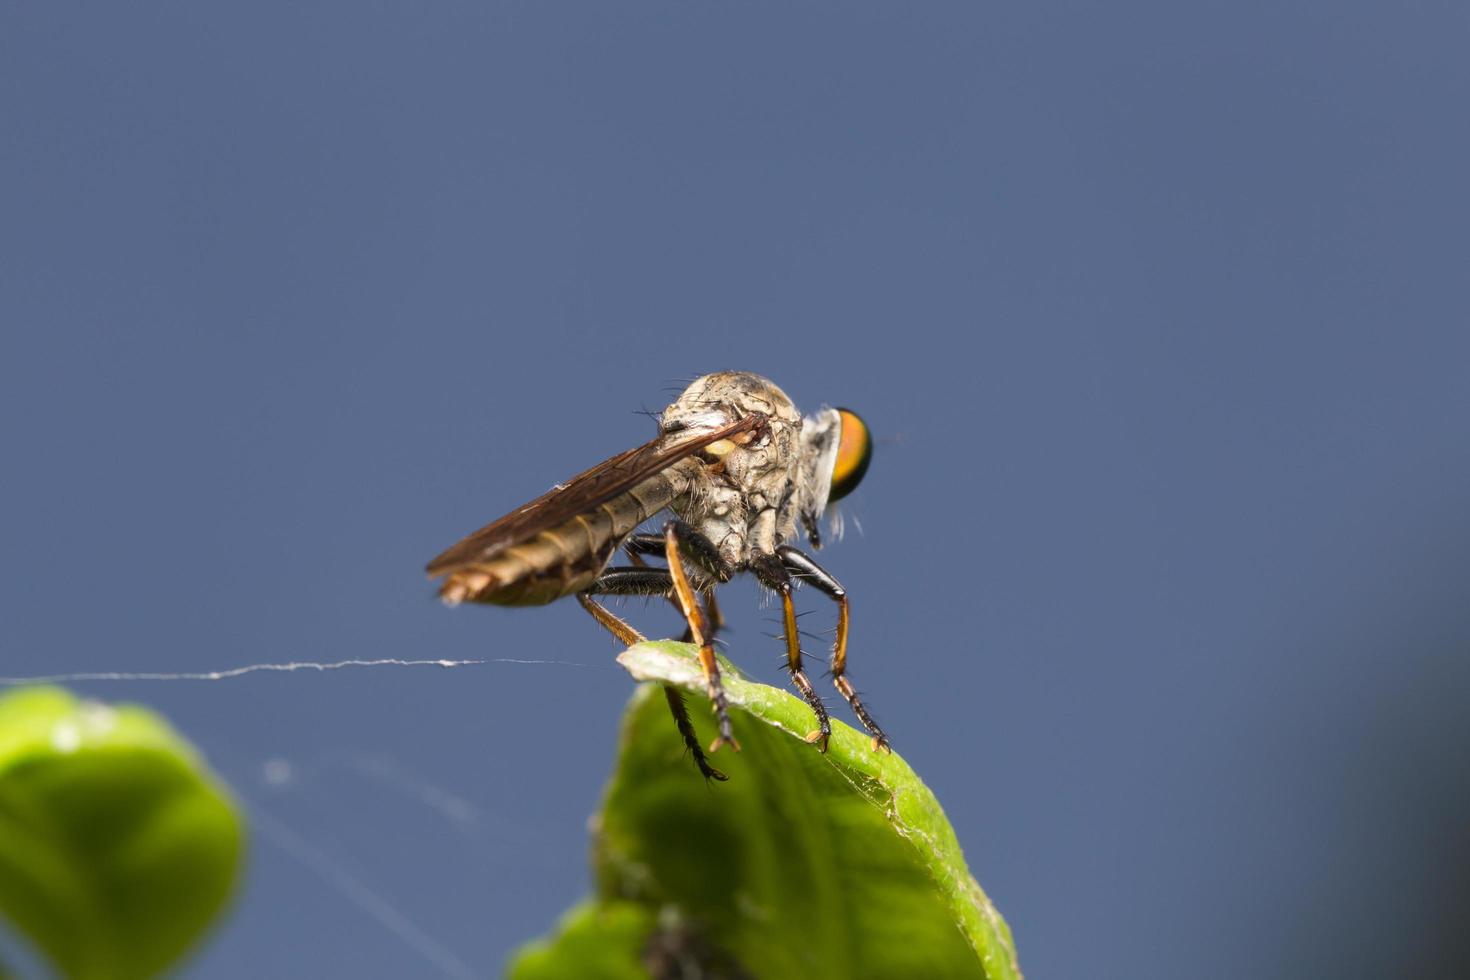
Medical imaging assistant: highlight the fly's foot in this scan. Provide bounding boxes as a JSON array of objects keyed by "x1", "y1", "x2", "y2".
[
  {"x1": 787, "y1": 667, "x2": 832, "y2": 754},
  {"x1": 660, "y1": 686, "x2": 729, "y2": 781},
  {"x1": 696, "y1": 757, "x2": 729, "y2": 782},
  {"x1": 708, "y1": 733, "x2": 741, "y2": 754},
  {"x1": 835, "y1": 675, "x2": 889, "y2": 754},
  {"x1": 706, "y1": 687, "x2": 740, "y2": 754}
]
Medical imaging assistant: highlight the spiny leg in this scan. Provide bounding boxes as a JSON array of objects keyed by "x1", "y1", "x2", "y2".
[
  {"x1": 623, "y1": 533, "x2": 666, "y2": 559},
  {"x1": 626, "y1": 531, "x2": 734, "y2": 587},
  {"x1": 752, "y1": 554, "x2": 832, "y2": 751},
  {"x1": 702, "y1": 587, "x2": 726, "y2": 635},
  {"x1": 630, "y1": 526, "x2": 734, "y2": 643},
  {"x1": 660, "y1": 686, "x2": 726, "y2": 782},
  {"x1": 575, "y1": 592, "x2": 644, "y2": 646},
  {"x1": 578, "y1": 578, "x2": 726, "y2": 781},
  {"x1": 623, "y1": 539, "x2": 724, "y2": 642},
  {"x1": 664, "y1": 521, "x2": 739, "y2": 753},
  {"x1": 778, "y1": 545, "x2": 891, "y2": 752},
  {"x1": 626, "y1": 537, "x2": 729, "y2": 643}
]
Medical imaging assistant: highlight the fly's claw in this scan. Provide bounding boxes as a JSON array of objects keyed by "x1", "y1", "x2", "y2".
[
  {"x1": 708, "y1": 734, "x2": 741, "y2": 754},
  {"x1": 871, "y1": 734, "x2": 892, "y2": 754},
  {"x1": 702, "y1": 679, "x2": 740, "y2": 754},
  {"x1": 804, "y1": 729, "x2": 830, "y2": 753}
]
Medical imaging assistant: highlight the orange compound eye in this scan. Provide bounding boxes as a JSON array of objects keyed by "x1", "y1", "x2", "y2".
[{"x1": 828, "y1": 408, "x2": 873, "y2": 501}]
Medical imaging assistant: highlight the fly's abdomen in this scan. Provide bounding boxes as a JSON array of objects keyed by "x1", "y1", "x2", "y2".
[{"x1": 438, "y1": 472, "x2": 683, "y2": 607}]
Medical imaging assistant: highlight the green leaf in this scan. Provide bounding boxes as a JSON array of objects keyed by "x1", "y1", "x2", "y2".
[
  {"x1": 0, "y1": 687, "x2": 244, "y2": 979},
  {"x1": 509, "y1": 640, "x2": 1021, "y2": 980},
  {"x1": 508, "y1": 900, "x2": 657, "y2": 980}
]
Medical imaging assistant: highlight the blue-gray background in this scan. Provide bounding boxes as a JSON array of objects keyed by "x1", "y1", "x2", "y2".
[{"x1": 3, "y1": 4, "x2": 1468, "y2": 978}]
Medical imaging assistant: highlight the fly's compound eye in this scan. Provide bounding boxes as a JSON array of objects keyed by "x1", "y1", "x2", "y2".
[{"x1": 828, "y1": 408, "x2": 873, "y2": 501}]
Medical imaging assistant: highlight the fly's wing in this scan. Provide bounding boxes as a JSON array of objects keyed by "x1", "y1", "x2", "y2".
[{"x1": 426, "y1": 413, "x2": 764, "y2": 576}]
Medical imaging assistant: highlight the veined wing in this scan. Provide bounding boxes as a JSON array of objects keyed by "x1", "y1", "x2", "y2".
[{"x1": 426, "y1": 413, "x2": 764, "y2": 576}]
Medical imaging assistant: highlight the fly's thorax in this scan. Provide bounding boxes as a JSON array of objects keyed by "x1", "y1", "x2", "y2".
[
  {"x1": 661, "y1": 372, "x2": 804, "y2": 431},
  {"x1": 671, "y1": 479, "x2": 744, "y2": 568},
  {"x1": 661, "y1": 372, "x2": 809, "y2": 563}
]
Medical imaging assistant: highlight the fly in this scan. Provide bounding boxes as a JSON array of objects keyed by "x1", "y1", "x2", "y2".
[{"x1": 426, "y1": 371, "x2": 885, "y2": 780}]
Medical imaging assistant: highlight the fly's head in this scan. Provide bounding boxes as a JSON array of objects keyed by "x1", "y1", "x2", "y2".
[{"x1": 794, "y1": 405, "x2": 874, "y2": 548}]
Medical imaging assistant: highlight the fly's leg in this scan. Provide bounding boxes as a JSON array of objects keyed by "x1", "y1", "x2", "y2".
[
  {"x1": 751, "y1": 554, "x2": 832, "y2": 752},
  {"x1": 623, "y1": 533, "x2": 666, "y2": 560},
  {"x1": 579, "y1": 573, "x2": 727, "y2": 781},
  {"x1": 575, "y1": 592, "x2": 645, "y2": 646},
  {"x1": 663, "y1": 520, "x2": 740, "y2": 754},
  {"x1": 702, "y1": 587, "x2": 726, "y2": 635},
  {"x1": 777, "y1": 545, "x2": 891, "y2": 753},
  {"x1": 628, "y1": 526, "x2": 734, "y2": 691},
  {"x1": 660, "y1": 685, "x2": 725, "y2": 781},
  {"x1": 624, "y1": 536, "x2": 725, "y2": 639},
  {"x1": 626, "y1": 531, "x2": 734, "y2": 586}
]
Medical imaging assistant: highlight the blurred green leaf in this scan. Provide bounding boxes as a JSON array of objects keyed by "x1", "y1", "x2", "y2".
[
  {"x1": 508, "y1": 900, "x2": 656, "y2": 980},
  {"x1": 509, "y1": 640, "x2": 1020, "y2": 980},
  {"x1": 0, "y1": 687, "x2": 244, "y2": 979}
]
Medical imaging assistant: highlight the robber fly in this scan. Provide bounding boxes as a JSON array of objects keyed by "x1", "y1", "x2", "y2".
[{"x1": 426, "y1": 372, "x2": 883, "y2": 780}]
